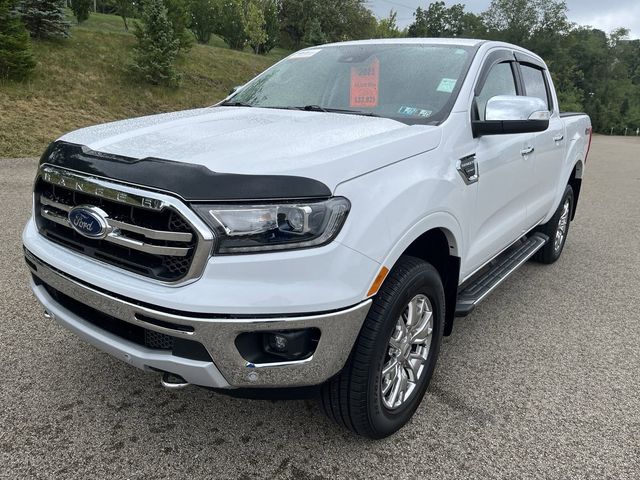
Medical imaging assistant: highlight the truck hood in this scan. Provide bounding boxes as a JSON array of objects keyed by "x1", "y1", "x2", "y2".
[{"x1": 60, "y1": 107, "x2": 442, "y2": 191}]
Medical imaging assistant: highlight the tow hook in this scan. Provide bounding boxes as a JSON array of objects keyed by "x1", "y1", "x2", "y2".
[{"x1": 160, "y1": 372, "x2": 190, "y2": 390}]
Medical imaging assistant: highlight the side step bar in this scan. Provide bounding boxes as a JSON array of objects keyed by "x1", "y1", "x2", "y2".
[{"x1": 455, "y1": 233, "x2": 549, "y2": 317}]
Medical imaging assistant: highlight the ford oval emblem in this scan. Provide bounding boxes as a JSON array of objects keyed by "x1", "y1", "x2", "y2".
[{"x1": 68, "y1": 206, "x2": 109, "y2": 239}]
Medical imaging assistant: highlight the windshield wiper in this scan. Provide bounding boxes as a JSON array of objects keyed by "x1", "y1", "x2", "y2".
[
  {"x1": 300, "y1": 105, "x2": 329, "y2": 112},
  {"x1": 295, "y1": 105, "x2": 380, "y2": 117},
  {"x1": 220, "y1": 101, "x2": 253, "y2": 107}
]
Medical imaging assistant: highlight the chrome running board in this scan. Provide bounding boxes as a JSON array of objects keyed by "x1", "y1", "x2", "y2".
[{"x1": 455, "y1": 233, "x2": 549, "y2": 317}]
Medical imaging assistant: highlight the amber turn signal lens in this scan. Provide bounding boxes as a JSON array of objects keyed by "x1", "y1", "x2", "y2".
[{"x1": 367, "y1": 266, "x2": 389, "y2": 297}]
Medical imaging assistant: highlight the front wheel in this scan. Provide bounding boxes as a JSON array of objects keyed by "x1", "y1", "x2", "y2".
[{"x1": 320, "y1": 256, "x2": 445, "y2": 439}]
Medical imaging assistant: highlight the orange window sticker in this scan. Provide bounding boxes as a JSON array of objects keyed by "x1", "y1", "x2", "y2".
[{"x1": 350, "y1": 58, "x2": 379, "y2": 108}]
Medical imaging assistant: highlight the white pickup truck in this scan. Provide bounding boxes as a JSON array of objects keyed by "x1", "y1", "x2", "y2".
[{"x1": 23, "y1": 39, "x2": 592, "y2": 438}]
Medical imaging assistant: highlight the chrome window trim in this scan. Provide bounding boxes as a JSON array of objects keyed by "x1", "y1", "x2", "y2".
[{"x1": 36, "y1": 164, "x2": 215, "y2": 287}]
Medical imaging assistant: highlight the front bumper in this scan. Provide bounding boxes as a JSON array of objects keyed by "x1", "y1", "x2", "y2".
[{"x1": 25, "y1": 250, "x2": 372, "y2": 389}]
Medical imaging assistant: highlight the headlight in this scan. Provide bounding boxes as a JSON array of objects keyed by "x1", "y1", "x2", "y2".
[{"x1": 193, "y1": 197, "x2": 350, "y2": 254}]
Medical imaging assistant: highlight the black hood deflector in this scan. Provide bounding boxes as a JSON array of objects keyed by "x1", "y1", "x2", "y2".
[{"x1": 40, "y1": 141, "x2": 332, "y2": 202}]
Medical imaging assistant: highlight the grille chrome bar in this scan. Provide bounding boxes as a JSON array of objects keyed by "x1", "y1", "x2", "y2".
[
  {"x1": 105, "y1": 232, "x2": 190, "y2": 257},
  {"x1": 41, "y1": 207, "x2": 71, "y2": 226},
  {"x1": 40, "y1": 207, "x2": 191, "y2": 257},
  {"x1": 108, "y1": 218, "x2": 192, "y2": 242},
  {"x1": 40, "y1": 195, "x2": 193, "y2": 243},
  {"x1": 40, "y1": 196, "x2": 71, "y2": 212}
]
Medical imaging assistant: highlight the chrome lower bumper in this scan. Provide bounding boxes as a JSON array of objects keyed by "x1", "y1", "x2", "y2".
[{"x1": 25, "y1": 250, "x2": 371, "y2": 389}]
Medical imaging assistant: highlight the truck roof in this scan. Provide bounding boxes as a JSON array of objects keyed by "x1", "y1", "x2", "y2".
[
  {"x1": 315, "y1": 38, "x2": 545, "y2": 65},
  {"x1": 320, "y1": 38, "x2": 486, "y2": 48}
]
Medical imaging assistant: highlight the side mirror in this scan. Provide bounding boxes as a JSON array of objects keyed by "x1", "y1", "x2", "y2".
[
  {"x1": 473, "y1": 95, "x2": 550, "y2": 137},
  {"x1": 229, "y1": 85, "x2": 244, "y2": 96}
]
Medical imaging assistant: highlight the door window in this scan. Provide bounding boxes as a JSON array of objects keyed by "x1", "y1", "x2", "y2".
[
  {"x1": 475, "y1": 62, "x2": 517, "y2": 120},
  {"x1": 520, "y1": 64, "x2": 551, "y2": 109}
]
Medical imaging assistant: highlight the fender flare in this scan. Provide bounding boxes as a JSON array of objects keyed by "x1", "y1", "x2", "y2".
[
  {"x1": 379, "y1": 211, "x2": 462, "y2": 271},
  {"x1": 371, "y1": 211, "x2": 463, "y2": 336},
  {"x1": 545, "y1": 156, "x2": 584, "y2": 225}
]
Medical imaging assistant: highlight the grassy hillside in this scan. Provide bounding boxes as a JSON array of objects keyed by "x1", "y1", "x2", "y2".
[{"x1": 0, "y1": 12, "x2": 287, "y2": 158}]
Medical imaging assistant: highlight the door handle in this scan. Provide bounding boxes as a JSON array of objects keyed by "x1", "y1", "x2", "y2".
[
  {"x1": 520, "y1": 146, "x2": 534, "y2": 156},
  {"x1": 553, "y1": 134, "x2": 564, "y2": 142}
]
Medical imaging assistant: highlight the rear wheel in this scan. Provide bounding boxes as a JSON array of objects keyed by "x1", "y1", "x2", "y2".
[
  {"x1": 533, "y1": 185, "x2": 574, "y2": 264},
  {"x1": 320, "y1": 256, "x2": 444, "y2": 439}
]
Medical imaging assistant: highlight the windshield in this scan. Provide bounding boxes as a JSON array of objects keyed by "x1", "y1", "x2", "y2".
[{"x1": 224, "y1": 44, "x2": 475, "y2": 125}]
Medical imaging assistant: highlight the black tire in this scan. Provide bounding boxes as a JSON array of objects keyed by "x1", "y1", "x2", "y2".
[
  {"x1": 532, "y1": 185, "x2": 574, "y2": 264},
  {"x1": 320, "y1": 255, "x2": 445, "y2": 439}
]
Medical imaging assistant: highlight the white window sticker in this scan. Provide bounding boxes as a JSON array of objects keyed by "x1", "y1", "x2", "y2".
[
  {"x1": 289, "y1": 49, "x2": 322, "y2": 59},
  {"x1": 437, "y1": 78, "x2": 457, "y2": 93},
  {"x1": 398, "y1": 106, "x2": 433, "y2": 118}
]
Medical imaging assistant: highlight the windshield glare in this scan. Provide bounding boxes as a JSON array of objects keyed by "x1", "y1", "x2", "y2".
[{"x1": 226, "y1": 44, "x2": 473, "y2": 124}]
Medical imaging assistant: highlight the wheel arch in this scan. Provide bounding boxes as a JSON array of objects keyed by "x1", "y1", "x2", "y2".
[
  {"x1": 380, "y1": 215, "x2": 462, "y2": 337},
  {"x1": 568, "y1": 160, "x2": 583, "y2": 221}
]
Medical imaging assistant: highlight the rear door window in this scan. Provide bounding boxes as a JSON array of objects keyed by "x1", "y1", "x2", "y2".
[{"x1": 520, "y1": 64, "x2": 551, "y2": 109}]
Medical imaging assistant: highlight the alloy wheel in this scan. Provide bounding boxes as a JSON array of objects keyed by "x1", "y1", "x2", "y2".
[
  {"x1": 381, "y1": 294, "x2": 434, "y2": 410},
  {"x1": 554, "y1": 198, "x2": 570, "y2": 252}
]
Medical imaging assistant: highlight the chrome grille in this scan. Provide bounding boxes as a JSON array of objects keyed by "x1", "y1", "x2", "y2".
[{"x1": 34, "y1": 165, "x2": 214, "y2": 283}]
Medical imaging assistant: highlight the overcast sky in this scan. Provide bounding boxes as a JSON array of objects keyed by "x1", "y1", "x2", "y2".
[{"x1": 366, "y1": 0, "x2": 640, "y2": 39}]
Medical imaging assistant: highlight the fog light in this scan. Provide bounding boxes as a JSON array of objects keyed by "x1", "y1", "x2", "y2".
[
  {"x1": 270, "y1": 334, "x2": 288, "y2": 352},
  {"x1": 264, "y1": 330, "x2": 317, "y2": 360},
  {"x1": 235, "y1": 329, "x2": 320, "y2": 364}
]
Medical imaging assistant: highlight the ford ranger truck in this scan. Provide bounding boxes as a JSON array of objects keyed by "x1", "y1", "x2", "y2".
[{"x1": 23, "y1": 39, "x2": 592, "y2": 439}]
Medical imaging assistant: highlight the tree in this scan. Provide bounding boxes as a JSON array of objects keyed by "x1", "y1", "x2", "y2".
[
  {"x1": 0, "y1": 0, "x2": 35, "y2": 80},
  {"x1": 245, "y1": 0, "x2": 266, "y2": 53},
  {"x1": 377, "y1": 9, "x2": 401, "y2": 39},
  {"x1": 19, "y1": 0, "x2": 70, "y2": 39},
  {"x1": 460, "y1": 12, "x2": 487, "y2": 38},
  {"x1": 316, "y1": 0, "x2": 376, "y2": 42},
  {"x1": 279, "y1": 0, "x2": 376, "y2": 48},
  {"x1": 114, "y1": 0, "x2": 132, "y2": 31},
  {"x1": 260, "y1": 0, "x2": 278, "y2": 53},
  {"x1": 215, "y1": 0, "x2": 247, "y2": 50},
  {"x1": 302, "y1": 17, "x2": 325, "y2": 46},
  {"x1": 407, "y1": 2, "x2": 467, "y2": 38},
  {"x1": 482, "y1": 0, "x2": 570, "y2": 48},
  {"x1": 130, "y1": 0, "x2": 181, "y2": 86},
  {"x1": 70, "y1": 0, "x2": 91, "y2": 23},
  {"x1": 278, "y1": 0, "x2": 307, "y2": 47},
  {"x1": 188, "y1": 0, "x2": 216, "y2": 44},
  {"x1": 165, "y1": 0, "x2": 193, "y2": 51}
]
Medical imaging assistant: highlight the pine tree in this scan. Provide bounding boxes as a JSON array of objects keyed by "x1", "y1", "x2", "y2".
[
  {"x1": 19, "y1": 0, "x2": 70, "y2": 39},
  {"x1": 130, "y1": 0, "x2": 181, "y2": 86},
  {"x1": 0, "y1": 0, "x2": 35, "y2": 79},
  {"x1": 70, "y1": 0, "x2": 91, "y2": 24},
  {"x1": 165, "y1": 0, "x2": 193, "y2": 52}
]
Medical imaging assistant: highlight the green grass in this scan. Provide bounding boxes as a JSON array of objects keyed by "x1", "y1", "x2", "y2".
[{"x1": 0, "y1": 12, "x2": 288, "y2": 158}]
